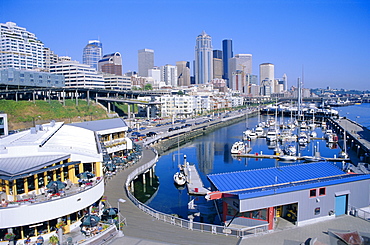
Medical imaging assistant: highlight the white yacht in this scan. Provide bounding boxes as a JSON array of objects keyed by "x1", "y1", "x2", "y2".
[
  {"x1": 231, "y1": 141, "x2": 247, "y2": 154},
  {"x1": 255, "y1": 126, "x2": 264, "y2": 137},
  {"x1": 173, "y1": 172, "x2": 187, "y2": 186},
  {"x1": 266, "y1": 129, "x2": 278, "y2": 142}
]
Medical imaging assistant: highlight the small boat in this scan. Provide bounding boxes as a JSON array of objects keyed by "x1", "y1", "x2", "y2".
[
  {"x1": 278, "y1": 155, "x2": 297, "y2": 161},
  {"x1": 310, "y1": 131, "x2": 317, "y2": 138},
  {"x1": 173, "y1": 172, "x2": 186, "y2": 186},
  {"x1": 231, "y1": 141, "x2": 251, "y2": 154},
  {"x1": 266, "y1": 128, "x2": 278, "y2": 142},
  {"x1": 242, "y1": 129, "x2": 252, "y2": 141},
  {"x1": 327, "y1": 133, "x2": 338, "y2": 143},
  {"x1": 284, "y1": 144, "x2": 297, "y2": 156},
  {"x1": 255, "y1": 126, "x2": 264, "y2": 137},
  {"x1": 298, "y1": 132, "x2": 309, "y2": 145},
  {"x1": 247, "y1": 131, "x2": 257, "y2": 140},
  {"x1": 303, "y1": 156, "x2": 324, "y2": 162}
]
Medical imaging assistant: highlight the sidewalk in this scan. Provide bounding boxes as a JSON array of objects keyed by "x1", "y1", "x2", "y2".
[{"x1": 105, "y1": 145, "x2": 370, "y2": 245}]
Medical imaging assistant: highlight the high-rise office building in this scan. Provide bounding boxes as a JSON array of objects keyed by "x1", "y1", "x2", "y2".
[
  {"x1": 212, "y1": 50, "x2": 223, "y2": 79},
  {"x1": 229, "y1": 54, "x2": 252, "y2": 83},
  {"x1": 82, "y1": 40, "x2": 102, "y2": 70},
  {"x1": 176, "y1": 61, "x2": 191, "y2": 87},
  {"x1": 259, "y1": 63, "x2": 275, "y2": 96},
  {"x1": 195, "y1": 31, "x2": 213, "y2": 84},
  {"x1": 138, "y1": 48, "x2": 154, "y2": 77},
  {"x1": 0, "y1": 22, "x2": 45, "y2": 70},
  {"x1": 282, "y1": 73, "x2": 288, "y2": 91},
  {"x1": 222, "y1": 39, "x2": 233, "y2": 87},
  {"x1": 160, "y1": 64, "x2": 177, "y2": 87},
  {"x1": 98, "y1": 52, "x2": 122, "y2": 75}
]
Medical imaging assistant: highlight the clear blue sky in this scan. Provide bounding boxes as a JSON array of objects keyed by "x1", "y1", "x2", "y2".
[{"x1": 1, "y1": 0, "x2": 369, "y2": 90}]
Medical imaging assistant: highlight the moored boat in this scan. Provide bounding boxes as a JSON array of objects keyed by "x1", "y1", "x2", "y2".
[{"x1": 174, "y1": 172, "x2": 187, "y2": 186}]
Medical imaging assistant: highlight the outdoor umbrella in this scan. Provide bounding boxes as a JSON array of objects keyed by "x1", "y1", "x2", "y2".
[
  {"x1": 77, "y1": 171, "x2": 95, "y2": 179},
  {"x1": 104, "y1": 163, "x2": 116, "y2": 171},
  {"x1": 46, "y1": 180, "x2": 66, "y2": 190},
  {"x1": 103, "y1": 207, "x2": 118, "y2": 216},
  {"x1": 81, "y1": 214, "x2": 100, "y2": 227}
]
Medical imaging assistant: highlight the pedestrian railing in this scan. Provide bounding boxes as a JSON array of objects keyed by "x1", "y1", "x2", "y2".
[
  {"x1": 349, "y1": 205, "x2": 370, "y2": 222},
  {"x1": 125, "y1": 148, "x2": 269, "y2": 238}
]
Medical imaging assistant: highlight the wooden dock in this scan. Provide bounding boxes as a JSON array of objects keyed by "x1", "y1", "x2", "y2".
[{"x1": 185, "y1": 164, "x2": 209, "y2": 195}]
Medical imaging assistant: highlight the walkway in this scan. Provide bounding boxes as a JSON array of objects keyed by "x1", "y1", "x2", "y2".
[{"x1": 104, "y1": 146, "x2": 239, "y2": 245}]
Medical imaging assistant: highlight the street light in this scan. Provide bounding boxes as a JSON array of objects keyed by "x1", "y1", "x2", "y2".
[{"x1": 117, "y1": 198, "x2": 126, "y2": 236}]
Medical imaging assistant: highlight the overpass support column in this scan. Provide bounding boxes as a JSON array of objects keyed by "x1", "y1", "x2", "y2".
[
  {"x1": 147, "y1": 106, "x2": 150, "y2": 120},
  {"x1": 108, "y1": 102, "x2": 111, "y2": 113}
]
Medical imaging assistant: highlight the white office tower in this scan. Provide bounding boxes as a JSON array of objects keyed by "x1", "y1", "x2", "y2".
[
  {"x1": 228, "y1": 54, "x2": 252, "y2": 85},
  {"x1": 259, "y1": 63, "x2": 275, "y2": 96},
  {"x1": 0, "y1": 22, "x2": 45, "y2": 70},
  {"x1": 195, "y1": 31, "x2": 213, "y2": 84},
  {"x1": 50, "y1": 58, "x2": 105, "y2": 88},
  {"x1": 161, "y1": 64, "x2": 178, "y2": 87},
  {"x1": 148, "y1": 67, "x2": 161, "y2": 88},
  {"x1": 138, "y1": 48, "x2": 154, "y2": 77},
  {"x1": 282, "y1": 73, "x2": 288, "y2": 91}
]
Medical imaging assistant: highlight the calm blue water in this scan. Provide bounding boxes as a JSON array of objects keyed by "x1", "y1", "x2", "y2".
[{"x1": 145, "y1": 104, "x2": 369, "y2": 223}]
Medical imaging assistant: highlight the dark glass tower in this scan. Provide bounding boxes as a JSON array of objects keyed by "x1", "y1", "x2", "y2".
[{"x1": 222, "y1": 39, "x2": 233, "y2": 87}]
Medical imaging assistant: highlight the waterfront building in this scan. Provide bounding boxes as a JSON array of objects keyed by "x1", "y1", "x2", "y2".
[
  {"x1": 98, "y1": 52, "x2": 122, "y2": 76},
  {"x1": 222, "y1": 39, "x2": 233, "y2": 87},
  {"x1": 208, "y1": 162, "x2": 370, "y2": 230},
  {"x1": 176, "y1": 61, "x2": 190, "y2": 87},
  {"x1": 160, "y1": 64, "x2": 177, "y2": 87},
  {"x1": 158, "y1": 95, "x2": 194, "y2": 117},
  {"x1": 212, "y1": 50, "x2": 223, "y2": 79},
  {"x1": 82, "y1": 40, "x2": 102, "y2": 70},
  {"x1": 195, "y1": 31, "x2": 213, "y2": 84},
  {"x1": 50, "y1": 59, "x2": 105, "y2": 88},
  {"x1": 103, "y1": 73, "x2": 131, "y2": 90},
  {"x1": 138, "y1": 49, "x2": 154, "y2": 77},
  {"x1": 259, "y1": 63, "x2": 274, "y2": 95},
  {"x1": 0, "y1": 113, "x2": 8, "y2": 136},
  {"x1": 0, "y1": 22, "x2": 45, "y2": 70},
  {"x1": 0, "y1": 68, "x2": 65, "y2": 88},
  {"x1": 43, "y1": 47, "x2": 59, "y2": 72},
  {"x1": 0, "y1": 118, "x2": 132, "y2": 242}
]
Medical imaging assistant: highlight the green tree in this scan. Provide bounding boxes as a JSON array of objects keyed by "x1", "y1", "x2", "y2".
[
  {"x1": 177, "y1": 90, "x2": 184, "y2": 95},
  {"x1": 144, "y1": 83, "x2": 153, "y2": 91}
]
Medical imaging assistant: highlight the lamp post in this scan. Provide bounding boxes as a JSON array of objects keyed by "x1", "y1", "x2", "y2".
[{"x1": 117, "y1": 198, "x2": 126, "y2": 236}]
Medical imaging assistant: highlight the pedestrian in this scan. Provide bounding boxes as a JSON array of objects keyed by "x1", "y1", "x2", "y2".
[
  {"x1": 36, "y1": 234, "x2": 44, "y2": 245},
  {"x1": 1, "y1": 198, "x2": 8, "y2": 207},
  {"x1": 24, "y1": 235, "x2": 31, "y2": 244}
]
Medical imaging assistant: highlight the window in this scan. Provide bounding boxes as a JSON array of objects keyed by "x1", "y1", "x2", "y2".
[
  {"x1": 314, "y1": 207, "x2": 320, "y2": 215},
  {"x1": 319, "y1": 187, "x2": 326, "y2": 196},
  {"x1": 309, "y1": 189, "x2": 316, "y2": 197}
]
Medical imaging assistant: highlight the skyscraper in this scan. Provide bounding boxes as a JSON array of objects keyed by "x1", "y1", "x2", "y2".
[
  {"x1": 82, "y1": 40, "x2": 102, "y2": 70},
  {"x1": 259, "y1": 63, "x2": 275, "y2": 96},
  {"x1": 176, "y1": 61, "x2": 191, "y2": 86},
  {"x1": 0, "y1": 22, "x2": 45, "y2": 70},
  {"x1": 160, "y1": 64, "x2": 177, "y2": 87},
  {"x1": 222, "y1": 39, "x2": 233, "y2": 87},
  {"x1": 98, "y1": 52, "x2": 122, "y2": 75},
  {"x1": 195, "y1": 31, "x2": 213, "y2": 84},
  {"x1": 212, "y1": 50, "x2": 223, "y2": 79},
  {"x1": 138, "y1": 48, "x2": 154, "y2": 77}
]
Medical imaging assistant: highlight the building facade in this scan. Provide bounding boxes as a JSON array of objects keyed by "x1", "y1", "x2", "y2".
[
  {"x1": 212, "y1": 50, "x2": 223, "y2": 80},
  {"x1": 176, "y1": 61, "x2": 190, "y2": 87},
  {"x1": 82, "y1": 40, "x2": 102, "y2": 71},
  {"x1": 103, "y1": 73, "x2": 131, "y2": 90},
  {"x1": 160, "y1": 64, "x2": 177, "y2": 87},
  {"x1": 98, "y1": 52, "x2": 122, "y2": 76},
  {"x1": 0, "y1": 68, "x2": 65, "y2": 88},
  {"x1": 138, "y1": 49, "x2": 154, "y2": 77},
  {"x1": 195, "y1": 31, "x2": 213, "y2": 84},
  {"x1": 222, "y1": 39, "x2": 233, "y2": 87},
  {"x1": 259, "y1": 63, "x2": 275, "y2": 96},
  {"x1": 0, "y1": 22, "x2": 45, "y2": 70},
  {"x1": 50, "y1": 60, "x2": 105, "y2": 88}
]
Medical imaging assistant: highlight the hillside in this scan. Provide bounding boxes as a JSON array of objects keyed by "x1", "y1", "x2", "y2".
[{"x1": 0, "y1": 99, "x2": 109, "y2": 130}]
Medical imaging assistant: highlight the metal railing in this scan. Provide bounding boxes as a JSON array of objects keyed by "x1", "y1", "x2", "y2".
[
  {"x1": 349, "y1": 205, "x2": 370, "y2": 222},
  {"x1": 125, "y1": 149, "x2": 269, "y2": 238}
]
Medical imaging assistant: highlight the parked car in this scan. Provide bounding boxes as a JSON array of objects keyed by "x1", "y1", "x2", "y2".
[
  {"x1": 146, "y1": 132, "x2": 157, "y2": 137},
  {"x1": 168, "y1": 128, "x2": 174, "y2": 132},
  {"x1": 139, "y1": 127, "x2": 146, "y2": 131}
]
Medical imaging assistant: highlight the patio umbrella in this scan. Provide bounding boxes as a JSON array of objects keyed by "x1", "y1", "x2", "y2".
[
  {"x1": 104, "y1": 163, "x2": 116, "y2": 171},
  {"x1": 77, "y1": 171, "x2": 95, "y2": 179},
  {"x1": 46, "y1": 180, "x2": 66, "y2": 190},
  {"x1": 81, "y1": 214, "x2": 100, "y2": 227},
  {"x1": 103, "y1": 207, "x2": 118, "y2": 216}
]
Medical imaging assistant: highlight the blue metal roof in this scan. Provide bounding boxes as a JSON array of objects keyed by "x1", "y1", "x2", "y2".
[{"x1": 207, "y1": 162, "x2": 370, "y2": 199}]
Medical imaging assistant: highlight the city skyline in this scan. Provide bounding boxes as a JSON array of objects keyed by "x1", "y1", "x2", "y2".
[{"x1": 1, "y1": 0, "x2": 369, "y2": 90}]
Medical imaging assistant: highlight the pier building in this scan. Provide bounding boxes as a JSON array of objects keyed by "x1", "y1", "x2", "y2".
[
  {"x1": 207, "y1": 162, "x2": 370, "y2": 231},
  {"x1": 0, "y1": 118, "x2": 131, "y2": 243}
]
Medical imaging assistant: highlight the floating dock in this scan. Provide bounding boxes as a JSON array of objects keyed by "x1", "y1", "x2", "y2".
[
  {"x1": 234, "y1": 153, "x2": 350, "y2": 162},
  {"x1": 185, "y1": 164, "x2": 209, "y2": 195}
]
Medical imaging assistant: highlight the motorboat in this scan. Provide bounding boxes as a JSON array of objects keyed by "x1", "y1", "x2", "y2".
[
  {"x1": 173, "y1": 172, "x2": 187, "y2": 186},
  {"x1": 266, "y1": 128, "x2": 278, "y2": 142},
  {"x1": 231, "y1": 141, "x2": 250, "y2": 154},
  {"x1": 255, "y1": 126, "x2": 264, "y2": 137},
  {"x1": 309, "y1": 131, "x2": 317, "y2": 138},
  {"x1": 298, "y1": 132, "x2": 309, "y2": 145},
  {"x1": 242, "y1": 129, "x2": 252, "y2": 141},
  {"x1": 278, "y1": 155, "x2": 297, "y2": 161},
  {"x1": 284, "y1": 144, "x2": 297, "y2": 156},
  {"x1": 247, "y1": 131, "x2": 257, "y2": 140}
]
